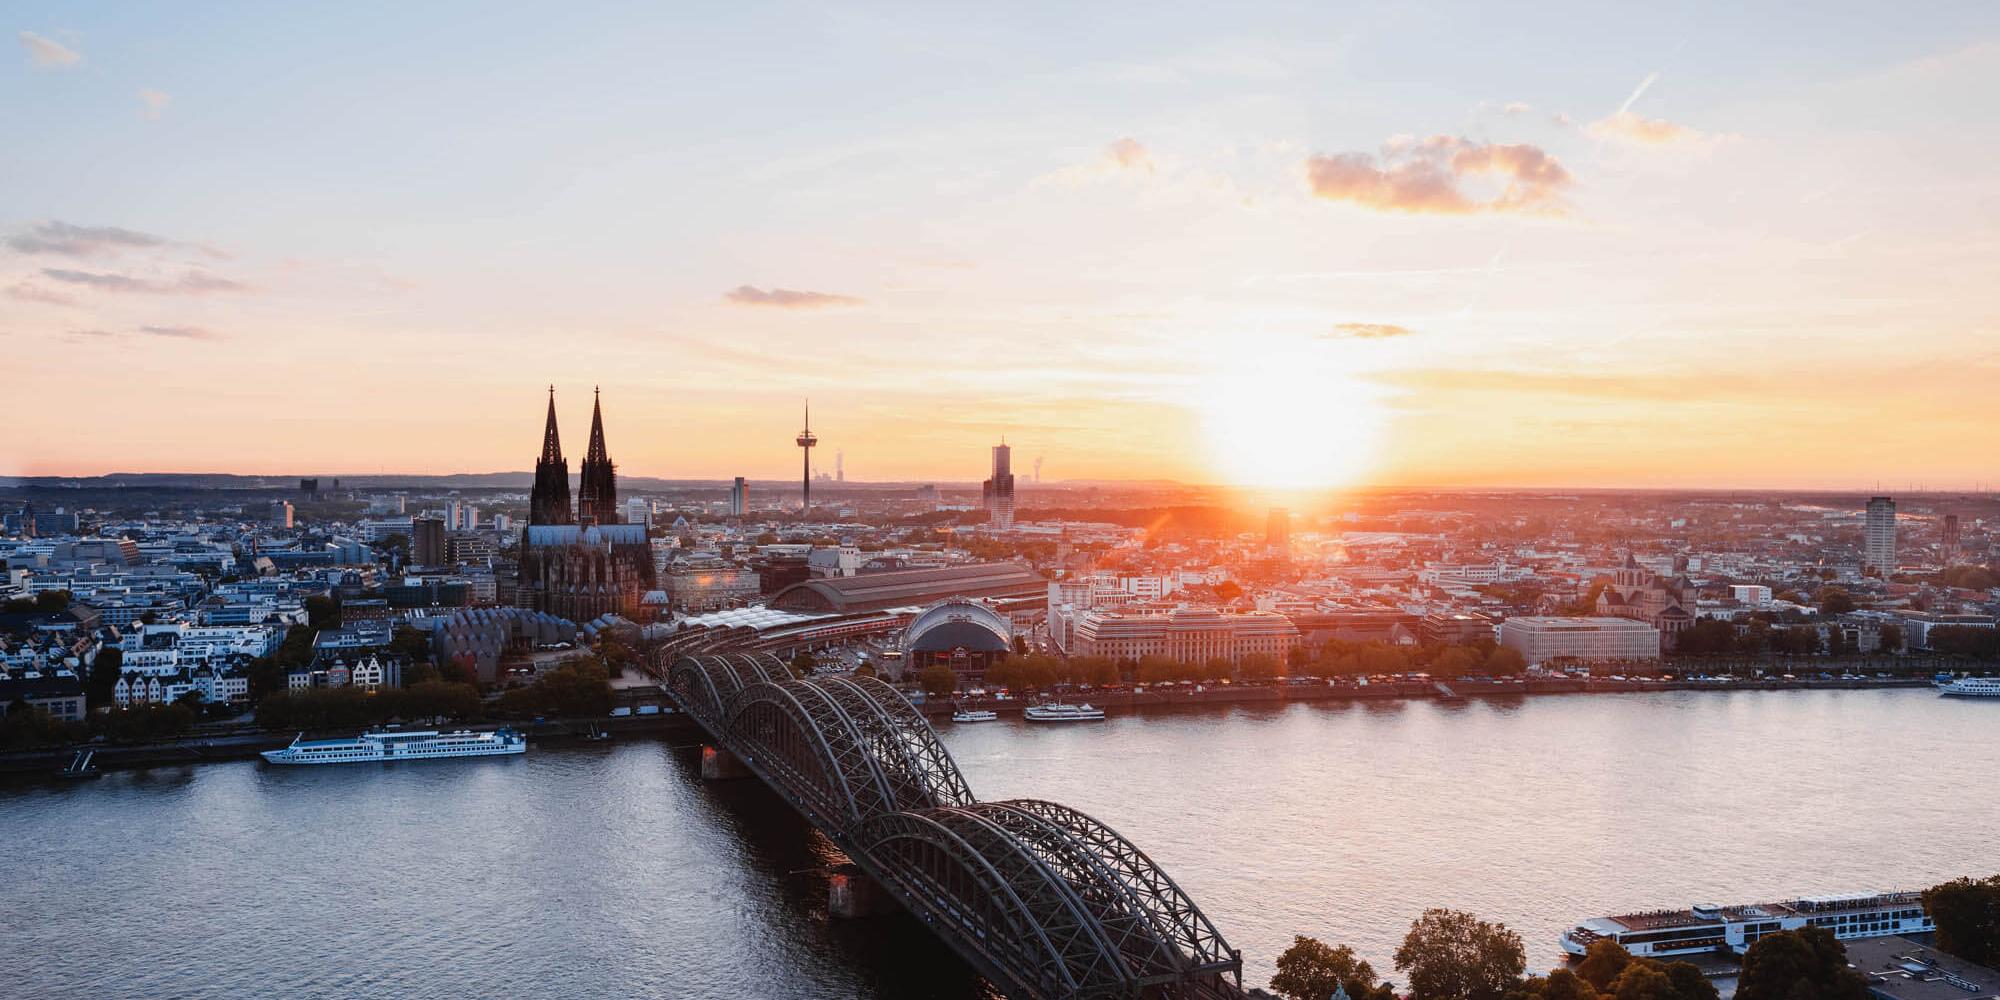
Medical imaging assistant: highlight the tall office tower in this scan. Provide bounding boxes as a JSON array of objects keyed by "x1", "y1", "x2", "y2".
[
  {"x1": 1864, "y1": 496, "x2": 1897, "y2": 574},
  {"x1": 1266, "y1": 507, "x2": 1290, "y2": 554},
  {"x1": 448, "y1": 500, "x2": 463, "y2": 531},
  {"x1": 1942, "y1": 514, "x2": 1961, "y2": 564},
  {"x1": 982, "y1": 442, "x2": 1016, "y2": 530},
  {"x1": 394, "y1": 494, "x2": 407, "y2": 514},
  {"x1": 625, "y1": 498, "x2": 650, "y2": 527},
  {"x1": 577, "y1": 388, "x2": 619, "y2": 525},
  {"x1": 529, "y1": 387, "x2": 573, "y2": 525},
  {"x1": 835, "y1": 450, "x2": 845, "y2": 483},
  {"x1": 796, "y1": 402, "x2": 817, "y2": 516},
  {"x1": 413, "y1": 516, "x2": 447, "y2": 566},
  {"x1": 461, "y1": 504, "x2": 479, "y2": 531},
  {"x1": 270, "y1": 500, "x2": 294, "y2": 529},
  {"x1": 730, "y1": 477, "x2": 749, "y2": 517}
]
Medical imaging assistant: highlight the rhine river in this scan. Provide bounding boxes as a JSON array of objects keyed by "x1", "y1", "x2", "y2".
[{"x1": 4, "y1": 689, "x2": 1995, "y2": 999}]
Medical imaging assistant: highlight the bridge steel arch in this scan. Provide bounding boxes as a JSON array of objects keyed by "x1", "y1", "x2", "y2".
[{"x1": 664, "y1": 655, "x2": 1243, "y2": 1000}]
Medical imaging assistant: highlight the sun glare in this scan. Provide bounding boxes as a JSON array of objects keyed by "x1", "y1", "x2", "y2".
[{"x1": 1196, "y1": 345, "x2": 1387, "y2": 489}]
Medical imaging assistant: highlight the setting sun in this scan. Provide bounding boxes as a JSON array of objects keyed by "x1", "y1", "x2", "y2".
[{"x1": 1197, "y1": 341, "x2": 1388, "y2": 490}]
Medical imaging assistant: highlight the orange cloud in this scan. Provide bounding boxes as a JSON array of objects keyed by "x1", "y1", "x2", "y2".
[
  {"x1": 1305, "y1": 136, "x2": 1572, "y2": 216},
  {"x1": 39, "y1": 268, "x2": 251, "y2": 295},
  {"x1": 1328, "y1": 322, "x2": 1413, "y2": 339},
  {"x1": 723, "y1": 285, "x2": 861, "y2": 309},
  {"x1": 18, "y1": 31, "x2": 80, "y2": 68},
  {"x1": 1588, "y1": 111, "x2": 1723, "y2": 145}
]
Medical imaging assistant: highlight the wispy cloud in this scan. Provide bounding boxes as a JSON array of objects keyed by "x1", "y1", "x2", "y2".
[
  {"x1": 6, "y1": 281, "x2": 79, "y2": 306},
  {"x1": 18, "y1": 31, "x2": 80, "y2": 68},
  {"x1": 1588, "y1": 110, "x2": 1728, "y2": 145},
  {"x1": 9, "y1": 222, "x2": 168, "y2": 257},
  {"x1": 1327, "y1": 322, "x2": 1414, "y2": 339},
  {"x1": 1037, "y1": 136, "x2": 1158, "y2": 186},
  {"x1": 40, "y1": 267, "x2": 251, "y2": 295},
  {"x1": 138, "y1": 89, "x2": 172, "y2": 120},
  {"x1": 67, "y1": 325, "x2": 225, "y2": 344},
  {"x1": 1305, "y1": 135, "x2": 1572, "y2": 216},
  {"x1": 723, "y1": 285, "x2": 862, "y2": 309},
  {"x1": 139, "y1": 324, "x2": 223, "y2": 340}
]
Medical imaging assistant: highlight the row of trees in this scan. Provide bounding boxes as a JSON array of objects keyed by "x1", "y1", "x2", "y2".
[
  {"x1": 1, "y1": 701, "x2": 202, "y2": 749},
  {"x1": 912, "y1": 640, "x2": 1533, "y2": 697},
  {"x1": 256, "y1": 682, "x2": 481, "y2": 732},
  {"x1": 1271, "y1": 916, "x2": 1866, "y2": 1000},
  {"x1": 495, "y1": 661, "x2": 614, "y2": 718},
  {"x1": 1297, "y1": 640, "x2": 1527, "y2": 679}
]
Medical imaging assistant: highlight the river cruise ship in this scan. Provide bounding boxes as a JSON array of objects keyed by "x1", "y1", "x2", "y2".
[
  {"x1": 1562, "y1": 891, "x2": 1934, "y2": 959},
  {"x1": 1024, "y1": 702, "x2": 1105, "y2": 722},
  {"x1": 1937, "y1": 676, "x2": 2000, "y2": 698},
  {"x1": 261, "y1": 728, "x2": 527, "y2": 765}
]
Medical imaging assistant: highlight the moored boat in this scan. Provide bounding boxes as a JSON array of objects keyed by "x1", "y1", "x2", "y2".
[
  {"x1": 951, "y1": 708, "x2": 999, "y2": 723},
  {"x1": 1936, "y1": 676, "x2": 2000, "y2": 698},
  {"x1": 261, "y1": 727, "x2": 527, "y2": 765},
  {"x1": 1561, "y1": 891, "x2": 1933, "y2": 960},
  {"x1": 1023, "y1": 702, "x2": 1105, "y2": 723}
]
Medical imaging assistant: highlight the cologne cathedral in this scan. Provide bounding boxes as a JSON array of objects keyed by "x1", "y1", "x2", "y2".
[{"x1": 516, "y1": 388, "x2": 656, "y2": 622}]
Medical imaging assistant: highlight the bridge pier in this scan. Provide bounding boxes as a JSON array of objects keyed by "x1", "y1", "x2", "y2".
[
  {"x1": 700, "y1": 745, "x2": 751, "y2": 781},
  {"x1": 827, "y1": 863, "x2": 899, "y2": 918}
]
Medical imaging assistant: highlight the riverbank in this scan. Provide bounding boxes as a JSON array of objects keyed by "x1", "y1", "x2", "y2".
[
  {"x1": 0, "y1": 712, "x2": 702, "y2": 778},
  {"x1": 915, "y1": 674, "x2": 1939, "y2": 718}
]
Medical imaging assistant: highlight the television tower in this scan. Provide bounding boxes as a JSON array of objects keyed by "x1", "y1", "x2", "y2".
[{"x1": 796, "y1": 401, "x2": 817, "y2": 517}]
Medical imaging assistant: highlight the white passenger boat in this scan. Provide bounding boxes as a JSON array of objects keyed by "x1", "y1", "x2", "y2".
[
  {"x1": 1561, "y1": 891, "x2": 1934, "y2": 959},
  {"x1": 951, "y1": 709, "x2": 999, "y2": 723},
  {"x1": 261, "y1": 728, "x2": 527, "y2": 765},
  {"x1": 1023, "y1": 702, "x2": 1105, "y2": 723},
  {"x1": 1937, "y1": 676, "x2": 2000, "y2": 698}
]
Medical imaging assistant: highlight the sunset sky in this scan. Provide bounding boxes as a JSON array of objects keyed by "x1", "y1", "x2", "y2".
[{"x1": 6, "y1": 3, "x2": 1998, "y2": 489}]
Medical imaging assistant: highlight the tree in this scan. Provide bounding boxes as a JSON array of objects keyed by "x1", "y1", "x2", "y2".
[
  {"x1": 389, "y1": 624, "x2": 432, "y2": 665},
  {"x1": 304, "y1": 594, "x2": 341, "y2": 629},
  {"x1": 1239, "y1": 652, "x2": 1282, "y2": 682},
  {"x1": 1433, "y1": 647, "x2": 1480, "y2": 679},
  {"x1": 1733, "y1": 927, "x2": 1867, "y2": 1000},
  {"x1": 1575, "y1": 940, "x2": 1633, "y2": 991},
  {"x1": 918, "y1": 664, "x2": 958, "y2": 697},
  {"x1": 1484, "y1": 646, "x2": 1527, "y2": 676},
  {"x1": 496, "y1": 661, "x2": 612, "y2": 718},
  {"x1": 1270, "y1": 936, "x2": 1397, "y2": 1000},
  {"x1": 1817, "y1": 586, "x2": 1856, "y2": 614},
  {"x1": 1394, "y1": 908, "x2": 1526, "y2": 1000},
  {"x1": 87, "y1": 646, "x2": 124, "y2": 710},
  {"x1": 1923, "y1": 874, "x2": 2000, "y2": 966},
  {"x1": 34, "y1": 589, "x2": 73, "y2": 612},
  {"x1": 791, "y1": 650, "x2": 817, "y2": 677},
  {"x1": 1876, "y1": 623, "x2": 1904, "y2": 654}
]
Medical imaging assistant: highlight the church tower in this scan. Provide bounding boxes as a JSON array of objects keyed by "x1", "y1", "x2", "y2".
[
  {"x1": 577, "y1": 387, "x2": 619, "y2": 525},
  {"x1": 529, "y1": 387, "x2": 573, "y2": 525}
]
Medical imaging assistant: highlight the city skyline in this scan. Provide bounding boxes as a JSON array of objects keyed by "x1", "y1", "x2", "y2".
[{"x1": 7, "y1": 4, "x2": 2000, "y2": 489}]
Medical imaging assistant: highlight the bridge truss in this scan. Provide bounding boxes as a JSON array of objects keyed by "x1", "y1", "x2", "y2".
[{"x1": 666, "y1": 653, "x2": 1244, "y2": 1000}]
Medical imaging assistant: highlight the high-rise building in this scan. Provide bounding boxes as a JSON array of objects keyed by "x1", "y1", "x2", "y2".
[
  {"x1": 982, "y1": 442, "x2": 1016, "y2": 530},
  {"x1": 270, "y1": 500, "x2": 294, "y2": 529},
  {"x1": 577, "y1": 388, "x2": 619, "y2": 525},
  {"x1": 1942, "y1": 513, "x2": 1961, "y2": 564},
  {"x1": 530, "y1": 387, "x2": 573, "y2": 525},
  {"x1": 1266, "y1": 507, "x2": 1289, "y2": 554},
  {"x1": 625, "y1": 498, "x2": 650, "y2": 527},
  {"x1": 730, "y1": 477, "x2": 748, "y2": 517},
  {"x1": 835, "y1": 450, "x2": 845, "y2": 482},
  {"x1": 796, "y1": 402, "x2": 817, "y2": 516},
  {"x1": 1864, "y1": 496, "x2": 1897, "y2": 574},
  {"x1": 413, "y1": 517, "x2": 447, "y2": 566},
  {"x1": 460, "y1": 504, "x2": 479, "y2": 531}
]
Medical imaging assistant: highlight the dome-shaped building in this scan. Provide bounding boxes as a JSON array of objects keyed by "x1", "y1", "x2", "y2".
[{"x1": 903, "y1": 598, "x2": 1014, "y2": 684}]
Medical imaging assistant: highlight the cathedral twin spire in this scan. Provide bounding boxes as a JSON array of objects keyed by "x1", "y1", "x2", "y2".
[{"x1": 529, "y1": 386, "x2": 619, "y2": 526}]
